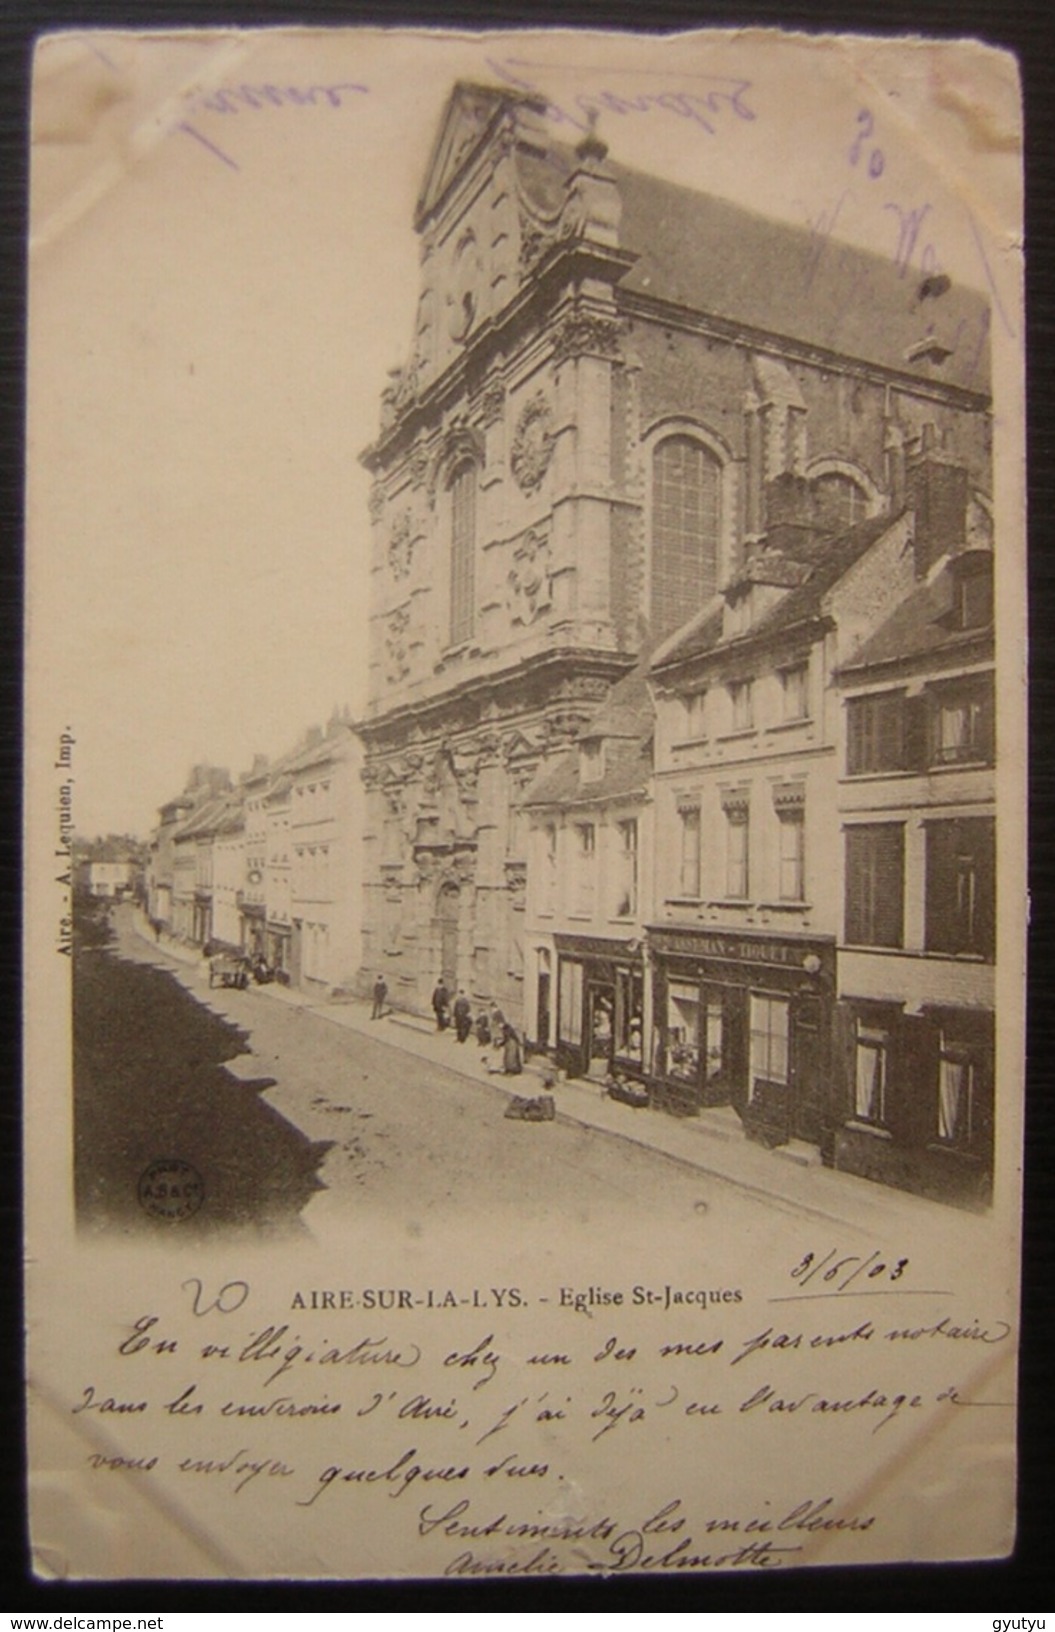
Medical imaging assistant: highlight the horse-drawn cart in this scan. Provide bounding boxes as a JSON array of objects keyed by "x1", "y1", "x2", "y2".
[{"x1": 208, "y1": 953, "x2": 250, "y2": 990}]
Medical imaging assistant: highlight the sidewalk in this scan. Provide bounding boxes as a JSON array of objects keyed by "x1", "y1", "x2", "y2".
[{"x1": 133, "y1": 912, "x2": 983, "y2": 1246}]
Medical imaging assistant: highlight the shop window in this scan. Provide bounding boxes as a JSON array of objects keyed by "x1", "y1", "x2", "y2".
[
  {"x1": 449, "y1": 460, "x2": 476, "y2": 646},
  {"x1": 937, "y1": 1037, "x2": 977, "y2": 1146},
  {"x1": 612, "y1": 818, "x2": 638, "y2": 918},
  {"x1": 748, "y1": 993, "x2": 789, "y2": 1101},
  {"x1": 781, "y1": 663, "x2": 809, "y2": 723},
  {"x1": 930, "y1": 1013, "x2": 992, "y2": 1151},
  {"x1": 703, "y1": 998, "x2": 725, "y2": 1090},
  {"x1": 679, "y1": 804, "x2": 701, "y2": 898},
  {"x1": 778, "y1": 808, "x2": 805, "y2": 902},
  {"x1": 589, "y1": 988, "x2": 614, "y2": 1063},
  {"x1": 854, "y1": 1021, "x2": 889, "y2": 1126},
  {"x1": 558, "y1": 960, "x2": 583, "y2": 1047},
  {"x1": 666, "y1": 981, "x2": 700, "y2": 1082},
  {"x1": 728, "y1": 679, "x2": 754, "y2": 732},
  {"x1": 614, "y1": 968, "x2": 644, "y2": 1063},
  {"x1": 928, "y1": 676, "x2": 994, "y2": 767},
  {"x1": 846, "y1": 692, "x2": 906, "y2": 775},
  {"x1": 845, "y1": 824, "x2": 904, "y2": 947},
  {"x1": 924, "y1": 818, "x2": 995, "y2": 960},
  {"x1": 651, "y1": 434, "x2": 721, "y2": 643},
  {"x1": 725, "y1": 805, "x2": 749, "y2": 900}
]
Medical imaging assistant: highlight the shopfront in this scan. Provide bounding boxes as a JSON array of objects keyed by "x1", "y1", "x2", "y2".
[
  {"x1": 554, "y1": 935, "x2": 645, "y2": 1081},
  {"x1": 832, "y1": 998, "x2": 993, "y2": 1206},
  {"x1": 648, "y1": 926, "x2": 835, "y2": 1152},
  {"x1": 240, "y1": 900, "x2": 266, "y2": 958}
]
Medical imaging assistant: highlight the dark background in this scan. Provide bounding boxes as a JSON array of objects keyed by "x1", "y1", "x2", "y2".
[{"x1": 2, "y1": 0, "x2": 1050, "y2": 1612}]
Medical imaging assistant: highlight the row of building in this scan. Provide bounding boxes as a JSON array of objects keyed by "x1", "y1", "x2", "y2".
[
  {"x1": 147, "y1": 717, "x2": 365, "y2": 995},
  {"x1": 150, "y1": 82, "x2": 999, "y2": 1206}
]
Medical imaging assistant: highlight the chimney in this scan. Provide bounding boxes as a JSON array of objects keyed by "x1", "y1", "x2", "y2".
[
  {"x1": 760, "y1": 471, "x2": 821, "y2": 559},
  {"x1": 907, "y1": 449, "x2": 969, "y2": 578}
]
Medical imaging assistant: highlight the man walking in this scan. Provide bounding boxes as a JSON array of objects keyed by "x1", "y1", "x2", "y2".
[
  {"x1": 453, "y1": 988, "x2": 472, "y2": 1043},
  {"x1": 431, "y1": 977, "x2": 450, "y2": 1031},
  {"x1": 371, "y1": 973, "x2": 388, "y2": 1020}
]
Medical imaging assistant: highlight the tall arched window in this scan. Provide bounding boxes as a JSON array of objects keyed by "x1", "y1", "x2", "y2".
[
  {"x1": 651, "y1": 434, "x2": 721, "y2": 642},
  {"x1": 449, "y1": 461, "x2": 476, "y2": 646}
]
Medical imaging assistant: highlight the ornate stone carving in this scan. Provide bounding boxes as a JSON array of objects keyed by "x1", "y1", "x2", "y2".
[
  {"x1": 388, "y1": 510, "x2": 415, "y2": 580},
  {"x1": 475, "y1": 379, "x2": 506, "y2": 428},
  {"x1": 368, "y1": 484, "x2": 385, "y2": 523},
  {"x1": 384, "y1": 607, "x2": 411, "y2": 685},
  {"x1": 408, "y1": 443, "x2": 430, "y2": 488},
  {"x1": 518, "y1": 221, "x2": 550, "y2": 273},
  {"x1": 544, "y1": 708, "x2": 592, "y2": 743},
  {"x1": 507, "y1": 528, "x2": 552, "y2": 625},
  {"x1": 557, "y1": 674, "x2": 611, "y2": 703},
  {"x1": 510, "y1": 395, "x2": 555, "y2": 495},
  {"x1": 551, "y1": 311, "x2": 622, "y2": 364}
]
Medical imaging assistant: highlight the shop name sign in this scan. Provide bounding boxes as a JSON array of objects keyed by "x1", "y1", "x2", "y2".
[{"x1": 653, "y1": 928, "x2": 827, "y2": 968}]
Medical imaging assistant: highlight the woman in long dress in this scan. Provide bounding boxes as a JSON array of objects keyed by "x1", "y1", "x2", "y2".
[{"x1": 502, "y1": 1022, "x2": 523, "y2": 1076}]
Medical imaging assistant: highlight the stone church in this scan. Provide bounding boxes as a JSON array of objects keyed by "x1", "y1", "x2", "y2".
[{"x1": 356, "y1": 81, "x2": 990, "y2": 1028}]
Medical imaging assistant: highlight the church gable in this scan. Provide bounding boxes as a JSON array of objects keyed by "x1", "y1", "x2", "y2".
[{"x1": 415, "y1": 83, "x2": 530, "y2": 232}]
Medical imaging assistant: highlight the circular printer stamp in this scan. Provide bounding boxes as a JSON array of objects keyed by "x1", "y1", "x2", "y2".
[{"x1": 137, "y1": 1158, "x2": 204, "y2": 1221}]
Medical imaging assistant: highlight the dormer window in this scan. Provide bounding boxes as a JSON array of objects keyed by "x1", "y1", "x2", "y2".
[
  {"x1": 581, "y1": 740, "x2": 604, "y2": 784},
  {"x1": 948, "y1": 554, "x2": 994, "y2": 631},
  {"x1": 725, "y1": 592, "x2": 752, "y2": 638}
]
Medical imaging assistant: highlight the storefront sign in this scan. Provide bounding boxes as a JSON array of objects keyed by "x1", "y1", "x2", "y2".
[{"x1": 648, "y1": 927, "x2": 833, "y2": 971}]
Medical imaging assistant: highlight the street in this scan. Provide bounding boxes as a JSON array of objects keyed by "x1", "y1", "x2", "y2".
[{"x1": 73, "y1": 904, "x2": 818, "y2": 1242}]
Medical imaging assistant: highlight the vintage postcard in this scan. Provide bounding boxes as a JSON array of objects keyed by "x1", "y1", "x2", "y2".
[{"x1": 24, "y1": 26, "x2": 1024, "y2": 1580}]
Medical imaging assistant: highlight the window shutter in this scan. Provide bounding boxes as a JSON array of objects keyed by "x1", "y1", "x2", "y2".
[
  {"x1": 904, "y1": 695, "x2": 928, "y2": 771},
  {"x1": 875, "y1": 827, "x2": 905, "y2": 947}
]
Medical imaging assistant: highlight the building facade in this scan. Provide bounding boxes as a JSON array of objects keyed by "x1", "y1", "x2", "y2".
[
  {"x1": 288, "y1": 719, "x2": 365, "y2": 993},
  {"x1": 523, "y1": 663, "x2": 653, "y2": 1078},
  {"x1": 357, "y1": 80, "x2": 991, "y2": 1030},
  {"x1": 832, "y1": 527, "x2": 995, "y2": 1204},
  {"x1": 648, "y1": 509, "x2": 916, "y2": 1134}
]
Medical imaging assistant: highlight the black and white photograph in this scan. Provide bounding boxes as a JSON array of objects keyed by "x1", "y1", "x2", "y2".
[{"x1": 24, "y1": 25, "x2": 1025, "y2": 1581}]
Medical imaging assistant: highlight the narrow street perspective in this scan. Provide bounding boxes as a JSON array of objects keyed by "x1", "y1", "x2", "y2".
[{"x1": 74, "y1": 901, "x2": 979, "y2": 1254}]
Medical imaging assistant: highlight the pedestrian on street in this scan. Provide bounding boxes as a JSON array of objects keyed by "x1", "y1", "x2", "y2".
[
  {"x1": 453, "y1": 989, "x2": 472, "y2": 1043},
  {"x1": 502, "y1": 1021, "x2": 524, "y2": 1076},
  {"x1": 371, "y1": 973, "x2": 388, "y2": 1019},
  {"x1": 432, "y1": 978, "x2": 450, "y2": 1031}
]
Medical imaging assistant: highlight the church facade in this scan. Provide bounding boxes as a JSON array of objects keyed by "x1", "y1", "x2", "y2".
[{"x1": 357, "y1": 81, "x2": 991, "y2": 1029}]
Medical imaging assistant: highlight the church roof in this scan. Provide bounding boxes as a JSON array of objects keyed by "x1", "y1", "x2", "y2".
[
  {"x1": 416, "y1": 84, "x2": 989, "y2": 397},
  {"x1": 610, "y1": 162, "x2": 989, "y2": 395}
]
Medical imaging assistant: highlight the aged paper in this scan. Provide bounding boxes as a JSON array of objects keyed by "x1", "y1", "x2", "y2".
[{"x1": 25, "y1": 27, "x2": 1024, "y2": 1580}]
